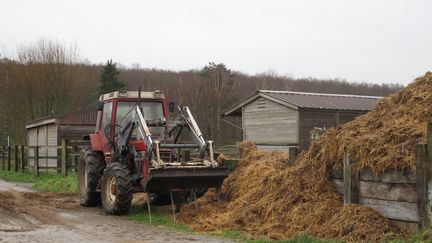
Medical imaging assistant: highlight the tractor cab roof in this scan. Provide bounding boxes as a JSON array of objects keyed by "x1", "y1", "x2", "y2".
[{"x1": 99, "y1": 90, "x2": 165, "y2": 101}]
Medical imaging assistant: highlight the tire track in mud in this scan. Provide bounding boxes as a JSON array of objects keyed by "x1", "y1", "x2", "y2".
[
  {"x1": 0, "y1": 190, "x2": 77, "y2": 232},
  {"x1": 0, "y1": 180, "x2": 231, "y2": 243}
]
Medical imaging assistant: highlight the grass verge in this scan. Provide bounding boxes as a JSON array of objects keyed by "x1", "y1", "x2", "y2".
[
  {"x1": 127, "y1": 206, "x2": 191, "y2": 232},
  {"x1": 127, "y1": 205, "x2": 340, "y2": 243},
  {"x1": 386, "y1": 225, "x2": 432, "y2": 243},
  {"x1": 0, "y1": 169, "x2": 78, "y2": 193}
]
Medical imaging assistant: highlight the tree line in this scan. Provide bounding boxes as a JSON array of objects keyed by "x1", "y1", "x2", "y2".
[{"x1": 0, "y1": 39, "x2": 403, "y2": 145}]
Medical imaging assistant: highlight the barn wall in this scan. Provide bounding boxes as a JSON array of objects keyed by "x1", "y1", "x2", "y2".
[
  {"x1": 47, "y1": 124, "x2": 58, "y2": 167},
  {"x1": 27, "y1": 127, "x2": 37, "y2": 166},
  {"x1": 298, "y1": 110, "x2": 366, "y2": 150},
  {"x1": 298, "y1": 110, "x2": 337, "y2": 150},
  {"x1": 27, "y1": 123, "x2": 57, "y2": 167},
  {"x1": 57, "y1": 125, "x2": 95, "y2": 140},
  {"x1": 339, "y1": 111, "x2": 366, "y2": 124},
  {"x1": 56, "y1": 109, "x2": 97, "y2": 125},
  {"x1": 256, "y1": 145, "x2": 296, "y2": 153},
  {"x1": 243, "y1": 98, "x2": 298, "y2": 146}
]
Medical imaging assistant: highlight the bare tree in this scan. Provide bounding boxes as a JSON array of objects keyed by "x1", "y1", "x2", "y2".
[{"x1": 0, "y1": 38, "x2": 98, "y2": 142}]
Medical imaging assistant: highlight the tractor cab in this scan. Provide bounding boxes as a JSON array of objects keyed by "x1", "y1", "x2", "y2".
[{"x1": 93, "y1": 90, "x2": 168, "y2": 158}]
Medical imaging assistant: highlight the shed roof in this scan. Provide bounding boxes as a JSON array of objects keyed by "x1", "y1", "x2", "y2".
[
  {"x1": 26, "y1": 109, "x2": 97, "y2": 129},
  {"x1": 222, "y1": 90, "x2": 382, "y2": 116}
]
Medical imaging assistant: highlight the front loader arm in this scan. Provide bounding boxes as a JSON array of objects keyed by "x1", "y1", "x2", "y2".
[
  {"x1": 117, "y1": 105, "x2": 217, "y2": 168},
  {"x1": 179, "y1": 106, "x2": 205, "y2": 149},
  {"x1": 178, "y1": 106, "x2": 216, "y2": 163},
  {"x1": 117, "y1": 106, "x2": 154, "y2": 157}
]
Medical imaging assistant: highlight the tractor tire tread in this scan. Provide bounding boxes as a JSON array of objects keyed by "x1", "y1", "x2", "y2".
[
  {"x1": 101, "y1": 162, "x2": 133, "y2": 215},
  {"x1": 78, "y1": 147, "x2": 104, "y2": 207}
]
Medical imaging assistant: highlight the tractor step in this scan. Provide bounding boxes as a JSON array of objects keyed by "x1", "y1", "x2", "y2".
[{"x1": 142, "y1": 167, "x2": 229, "y2": 192}]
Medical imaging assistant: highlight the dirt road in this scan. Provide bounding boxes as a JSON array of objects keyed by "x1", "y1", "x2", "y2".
[{"x1": 0, "y1": 179, "x2": 231, "y2": 243}]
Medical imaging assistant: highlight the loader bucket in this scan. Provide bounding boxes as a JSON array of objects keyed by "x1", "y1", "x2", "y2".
[{"x1": 142, "y1": 167, "x2": 229, "y2": 192}]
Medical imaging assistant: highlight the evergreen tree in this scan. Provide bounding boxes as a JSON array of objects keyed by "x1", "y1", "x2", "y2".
[{"x1": 99, "y1": 59, "x2": 126, "y2": 95}]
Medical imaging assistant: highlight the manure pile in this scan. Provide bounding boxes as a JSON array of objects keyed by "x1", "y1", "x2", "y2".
[{"x1": 178, "y1": 72, "x2": 432, "y2": 241}]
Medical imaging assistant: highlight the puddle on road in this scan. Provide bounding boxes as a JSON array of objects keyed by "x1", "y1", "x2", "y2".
[{"x1": 58, "y1": 212, "x2": 80, "y2": 220}]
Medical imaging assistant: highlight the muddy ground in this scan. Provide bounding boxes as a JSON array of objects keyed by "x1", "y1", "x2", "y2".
[{"x1": 0, "y1": 179, "x2": 231, "y2": 243}]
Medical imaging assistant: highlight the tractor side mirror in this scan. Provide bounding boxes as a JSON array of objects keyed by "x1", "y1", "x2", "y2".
[
  {"x1": 96, "y1": 101, "x2": 104, "y2": 111},
  {"x1": 168, "y1": 102, "x2": 175, "y2": 112}
]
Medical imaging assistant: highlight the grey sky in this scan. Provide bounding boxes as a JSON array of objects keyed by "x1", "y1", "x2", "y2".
[{"x1": 1, "y1": 0, "x2": 431, "y2": 84}]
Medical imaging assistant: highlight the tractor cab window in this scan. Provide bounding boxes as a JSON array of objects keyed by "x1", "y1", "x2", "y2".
[
  {"x1": 116, "y1": 101, "x2": 165, "y2": 139},
  {"x1": 101, "y1": 102, "x2": 113, "y2": 132},
  {"x1": 116, "y1": 101, "x2": 164, "y2": 124}
]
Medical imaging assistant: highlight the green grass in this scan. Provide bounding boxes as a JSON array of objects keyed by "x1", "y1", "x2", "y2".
[
  {"x1": 244, "y1": 234, "x2": 342, "y2": 243},
  {"x1": 215, "y1": 231, "x2": 341, "y2": 243},
  {"x1": 127, "y1": 206, "x2": 191, "y2": 232},
  {"x1": 127, "y1": 206, "x2": 341, "y2": 243},
  {"x1": 0, "y1": 169, "x2": 78, "y2": 193},
  {"x1": 386, "y1": 225, "x2": 432, "y2": 243}
]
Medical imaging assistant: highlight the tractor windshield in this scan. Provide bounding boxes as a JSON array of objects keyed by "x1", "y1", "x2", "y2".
[
  {"x1": 115, "y1": 101, "x2": 165, "y2": 139},
  {"x1": 116, "y1": 101, "x2": 164, "y2": 124}
]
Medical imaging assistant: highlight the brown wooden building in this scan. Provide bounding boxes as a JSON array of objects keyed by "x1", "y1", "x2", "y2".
[
  {"x1": 25, "y1": 109, "x2": 97, "y2": 167},
  {"x1": 222, "y1": 90, "x2": 381, "y2": 151}
]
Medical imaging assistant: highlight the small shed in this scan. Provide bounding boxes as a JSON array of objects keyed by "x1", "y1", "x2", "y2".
[
  {"x1": 25, "y1": 109, "x2": 97, "y2": 168},
  {"x1": 222, "y1": 90, "x2": 381, "y2": 152}
]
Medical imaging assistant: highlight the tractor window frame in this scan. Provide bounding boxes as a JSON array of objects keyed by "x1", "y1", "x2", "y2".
[
  {"x1": 101, "y1": 102, "x2": 113, "y2": 133},
  {"x1": 116, "y1": 101, "x2": 164, "y2": 125}
]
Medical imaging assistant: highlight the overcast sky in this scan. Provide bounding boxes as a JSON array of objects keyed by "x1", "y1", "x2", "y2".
[{"x1": 1, "y1": 0, "x2": 431, "y2": 84}]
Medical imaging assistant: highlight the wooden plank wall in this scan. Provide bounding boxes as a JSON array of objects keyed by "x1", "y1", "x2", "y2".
[
  {"x1": 298, "y1": 110, "x2": 366, "y2": 150},
  {"x1": 243, "y1": 98, "x2": 299, "y2": 145},
  {"x1": 298, "y1": 110, "x2": 337, "y2": 149},
  {"x1": 55, "y1": 109, "x2": 97, "y2": 125},
  {"x1": 325, "y1": 123, "x2": 432, "y2": 234},
  {"x1": 331, "y1": 168, "x2": 419, "y2": 233}
]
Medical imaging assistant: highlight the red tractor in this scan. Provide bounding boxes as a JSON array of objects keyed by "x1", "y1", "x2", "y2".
[{"x1": 78, "y1": 90, "x2": 228, "y2": 214}]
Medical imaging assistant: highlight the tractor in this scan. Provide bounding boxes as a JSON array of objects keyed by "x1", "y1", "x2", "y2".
[{"x1": 78, "y1": 90, "x2": 228, "y2": 214}]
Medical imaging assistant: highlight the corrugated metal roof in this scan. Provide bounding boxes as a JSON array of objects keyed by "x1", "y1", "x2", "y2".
[
  {"x1": 26, "y1": 109, "x2": 97, "y2": 129},
  {"x1": 222, "y1": 90, "x2": 382, "y2": 116},
  {"x1": 262, "y1": 90, "x2": 381, "y2": 111}
]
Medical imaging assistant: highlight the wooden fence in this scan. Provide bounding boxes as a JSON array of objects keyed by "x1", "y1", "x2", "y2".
[
  {"x1": 0, "y1": 139, "x2": 88, "y2": 176},
  {"x1": 331, "y1": 122, "x2": 432, "y2": 233}
]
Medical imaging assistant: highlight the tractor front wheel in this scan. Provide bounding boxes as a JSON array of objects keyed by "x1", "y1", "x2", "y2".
[{"x1": 101, "y1": 162, "x2": 133, "y2": 215}]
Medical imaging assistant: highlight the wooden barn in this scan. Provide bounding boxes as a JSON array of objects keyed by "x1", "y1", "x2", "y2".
[
  {"x1": 222, "y1": 90, "x2": 381, "y2": 151},
  {"x1": 25, "y1": 109, "x2": 97, "y2": 168}
]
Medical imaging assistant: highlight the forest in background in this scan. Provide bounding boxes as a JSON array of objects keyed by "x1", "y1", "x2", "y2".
[{"x1": 0, "y1": 39, "x2": 404, "y2": 145}]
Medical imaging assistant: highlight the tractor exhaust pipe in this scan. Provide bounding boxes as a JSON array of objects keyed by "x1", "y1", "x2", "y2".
[{"x1": 138, "y1": 86, "x2": 141, "y2": 110}]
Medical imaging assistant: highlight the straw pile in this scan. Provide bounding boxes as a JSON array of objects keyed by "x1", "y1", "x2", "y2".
[
  {"x1": 179, "y1": 72, "x2": 432, "y2": 241},
  {"x1": 310, "y1": 72, "x2": 432, "y2": 174}
]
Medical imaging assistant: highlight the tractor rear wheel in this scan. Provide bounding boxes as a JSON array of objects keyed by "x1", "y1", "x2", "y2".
[
  {"x1": 78, "y1": 147, "x2": 104, "y2": 207},
  {"x1": 101, "y1": 162, "x2": 133, "y2": 215}
]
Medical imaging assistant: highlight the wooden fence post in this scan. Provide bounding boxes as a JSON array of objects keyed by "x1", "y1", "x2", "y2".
[
  {"x1": 416, "y1": 144, "x2": 429, "y2": 228},
  {"x1": 428, "y1": 122, "x2": 432, "y2": 165},
  {"x1": 34, "y1": 146, "x2": 39, "y2": 176},
  {"x1": 14, "y1": 145, "x2": 18, "y2": 172},
  {"x1": 73, "y1": 145, "x2": 78, "y2": 172},
  {"x1": 61, "y1": 139, "x2": 67, "y2": 176},
  {"x1": 417, "y1": 122, "x2": 432, "y2": 228},
  {"x1": 343, "y1": 147, "x2": 359, "y2": 205},
  {"x1": 1, "y1": 146, "x2": 4, "y2": 171},
  {"x1": 7, "y1": 146, "x2": 11, "y2": 171},
  {"x1": 21, "y1": 146, "x2": 25, "y2": 173},
  {"x1": 288, "y1": 147, "x2": 298, "y2": 165}
]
